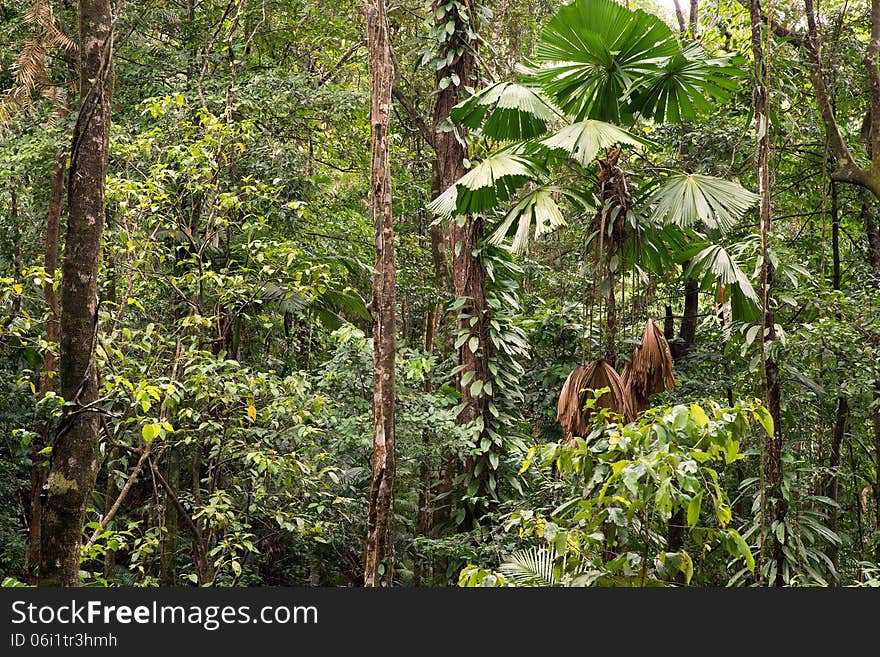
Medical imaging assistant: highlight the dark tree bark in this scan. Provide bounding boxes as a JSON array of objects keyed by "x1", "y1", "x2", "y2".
[
  {"x1": 689, "y1": 0, "x2": 698, "y2": 34},
  {"x1": 866, "y1": 199, "x2": 880, "y2": 272},
  {"x1": 604, "y1": 272, "x2": 617, "y2": 367},
  {"x1": 678, "y1": 277, "x2": 699, "y2": 357},
  {"x1": 663, "y1": 305, "x2": 675, "y2": 340},
  {"x1": 749, "y1": 0, "x2": 785, "y2": 585},
  {"x1": 39, "y1": 0, "x2": 113, "y2": 587},
  {"x1": 429, "y1": 0, "x2": 492, "y2": 523},
  {"x1": 159, "y1": 448, "x2": 180, "y2": 585},
  {"x1": 363, "y1": 0, "x2": 397, "y2": 588},
  {"x1": 874, "y1": 381, "x2": 880, "y2": 562},
  {"x1": 824, "y1": 180, "x2": 848, "y2": 581},
  {"x1": 27, "y1": 105, "x2": 68, "y2": 583}
]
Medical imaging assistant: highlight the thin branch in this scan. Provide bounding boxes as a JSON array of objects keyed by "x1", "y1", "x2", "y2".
[
  {"x1": 392, "y1": 87, "x2": 435, "y2": 148},
  {"x1": 318, "y1": 41, "x2": 364, "y2": 87}
]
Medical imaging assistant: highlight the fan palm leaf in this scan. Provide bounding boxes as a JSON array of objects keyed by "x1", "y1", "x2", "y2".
[
  {"x1": 427, "y1": 153, "x2": 542, "y2": 217},
  {"x1": 540, "y1": 119, "x2": 650, "y2": 167},
  {"x1": 450, "y1": 82, "x2": 559, "y2": 141},
  {"x1": 646, "y1": 173, "x2": 759, "y2": 232},
  {"x1": 629, "y1": 43, "x2": 745, "y2": 124},
  {"x1": 528, "y1": 0, "x2": 677, "y2": 123}
]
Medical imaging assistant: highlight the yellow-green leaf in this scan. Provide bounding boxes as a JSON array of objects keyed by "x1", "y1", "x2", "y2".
[
  {"x1": 690, "y1": 403, "x2": 708, "y2": 428},
  {"x1": 687, "y1": 492, "x2": 702, "y2": 527},
  {"x1": 142, "y1": 423, "x2": 160, "y2": 442},
  {"x1": 753, "y1": 404, "x2": 774, "y2": 437}
]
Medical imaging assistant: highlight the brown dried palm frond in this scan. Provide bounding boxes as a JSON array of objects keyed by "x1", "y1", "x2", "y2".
[
  {"x1": 628, "y1": 319, "x2": 676, "y2": 405},
  {"x1": 557, "y1": 365, "x2": 588, "y2": 439},
  {"x1": 589, "y1": 148, "x2": 631, "y2": 253},
  {"x1": 557, "y1": 359, "x2": 633, "y2": 443},
  {"x1": 25, "y1": 0, "x2": 77, "y2": 53},
  {"x1": 0, "y1": 0, "x2": 75, "y2": 132},
  {"x1": 620, "y1": 362, "x2": 648, "y2": 416}
]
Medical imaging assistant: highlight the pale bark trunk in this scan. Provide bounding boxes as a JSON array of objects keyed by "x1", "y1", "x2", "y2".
[{"x1": 363, "y1": 0, "x2": 397, "y2": 588}]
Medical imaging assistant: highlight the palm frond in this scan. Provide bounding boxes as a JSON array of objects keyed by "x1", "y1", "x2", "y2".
[
  {"x1": 427, "y1": 153, "x2": 541, "y2": 216},
  {"x1": 450, "y1": 82, "x2": 558, "y2": 141},
  {"x1": 498, "y1": 547, "x2": 559, "y2": 587},
  {"x1": 488, "y1": 186, "x2": 589, "y2": 252},
  {"x1": 646, "y1": 174, "x2": 758, "y2": 232},
  {"x1": 685, "y1": 244, "x2": 761, "y2": 321},
  {"x1": 629, "y1": 43, "x2": 744, "y2": 123},
  {"x1": 540, "y1": 119, "x2": 649, "y2": 166},
  {"x1": 527, "y1": 0, "x2": 677, "y2": 123}
]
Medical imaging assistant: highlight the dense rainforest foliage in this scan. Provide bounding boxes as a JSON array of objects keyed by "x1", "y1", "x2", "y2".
[{"x1": 0, "y1": 0, "x2": 879, "y2": 587}]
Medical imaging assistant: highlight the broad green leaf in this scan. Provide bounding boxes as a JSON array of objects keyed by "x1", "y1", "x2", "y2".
[
  {"x1": 730, "y1": 529, "x2": 755, "y2": 572},
  {"x1": 142, "y1": 423, "x2": 161, "y2": 442},
  {"x1": 690, "y1": 403, "x2": 708, "y2": 428},
  {"x1": 753, "y1": 405, "x2": 774, "y2": 437},
  {"x1": 687, "y1": 492, "x2": 702, "y2": 528}
]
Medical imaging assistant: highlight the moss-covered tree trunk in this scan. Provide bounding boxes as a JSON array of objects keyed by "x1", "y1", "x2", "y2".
[{"x1": 39, "y1": 0, "x2": 113, "y2": 586}]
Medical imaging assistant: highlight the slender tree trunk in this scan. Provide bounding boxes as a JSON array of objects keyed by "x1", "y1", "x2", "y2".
[
  {"x1": 678, "y1": 277, "x2": 699, "y2": 357},
  {"x1": 101, "y1": 447, "x2": 119, "y2": 579},
  {"x1": 750, "y1": 0, "x2": 785, "y2": 586},
  {"x1": 866, "y1": 200, "x2": 880, "y2": 272},
  {"x1": 151, "y1": 461, "x2": 211, "y2": 584},
  {"x1": 824, "y1": 180, "x2": 847, "y2": 582},
  {"x1": 868, "y1": 199, "x2": 880, "y2": 560},
  {"x1": 689, "y1": 0, "x2": 698, "y2": 34},
  {"x1": 672, "y1": 0, "x2": 687, "y2": 35},
  {"x1": 363, "y1": 0, "x2": 397, "y2": 588},
  {"x1": 604, "y1": 271, "x2": 617, "y2": 367},
  {"x1": 874, "y1": 382, "x2": 880, "y2": 562},
  {"x1": 159, "y1": 448, "x2": 180, "y2": 585},
  {"x1": 27, "y1": 108, "x2": 69, "y2": 583},
  {"x1": 39, "y1": 0, "x2": 113, "y2": 587},
  {"x1": 663, "y1": 305, "x2": 675, "y2": 340}
]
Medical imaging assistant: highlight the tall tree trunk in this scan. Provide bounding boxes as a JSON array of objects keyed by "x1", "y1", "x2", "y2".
[
  {"x1": 825, "y1": 180, "x2": 847, "y2": 582},
  {"x1": 865, "y1": 199, "x2": 880, "y2": 272},
  {"x1": 689, "y1": 0, "x2": 698, "y2": 34},
  {"x1": 159, "y1": 448, "x2": 180, "y2": 585},
  {"x1": 867, "y1": 200, "x2": 880, "y2": 561},
  {"x1": 604, "y1": 271, "x2": 617, "y2": 367},
  {"x1": 27, "y1": 106, "x2": 69, "y2": 583},
  {"x1": 39, "y1": 0, "x2": 113, "y2": 587},
  {"x1": 675, "y1": 277, "x2": 699, "y2": 359},
  {"x1": 363, "y1": 0, "x2": 397, "y2": 588},
  {"x1": 430, "y1": 0, "x2": 492, "y2": 523},
  {"x1": 749, "y1": 0, "x2": 785, "y2": 585},
  {"x1": 874, "y1": 381, "x2": 880, "y2": 562}
]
